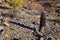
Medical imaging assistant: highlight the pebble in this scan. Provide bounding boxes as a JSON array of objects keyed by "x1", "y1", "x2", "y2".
[{"x1": 40, "y1": 37, "x2": 44, "y2": 40}]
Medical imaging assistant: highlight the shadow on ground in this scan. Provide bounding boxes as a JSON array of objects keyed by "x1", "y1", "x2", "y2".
[{"x1": 9, "y1": 21, "x2": 42, "y2": 40}]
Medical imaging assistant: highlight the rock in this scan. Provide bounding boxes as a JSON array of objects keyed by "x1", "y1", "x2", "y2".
[
  {"x1": 24, "y1": 0, "x2": 44, "y2": 10},
  {"x1": 0, "y1": 0, "x2": 5, "y2": 3},
  {"x1": 5, "y1": 35, "x2": 12, "y2": 40},
  {"x1": 0, "y1": 34, "x2": 5, "y2": 40},
  {"x1": 55, "y1": 3, "x2": 60, "y2": 7},
  {"x1": 31, "y1": 9, "x2": 41, "y2": 15}
]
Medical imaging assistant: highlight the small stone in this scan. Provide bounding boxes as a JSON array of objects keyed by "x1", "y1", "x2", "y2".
[
  {"x1": 3, "y1": 22, "x2": 10, "y2": 26},
  {"x1": 40, "y1": 37, "x2": 44, "y2": 40}
]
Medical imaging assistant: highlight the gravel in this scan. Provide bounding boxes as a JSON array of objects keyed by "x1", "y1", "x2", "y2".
[{"x1": 0, "y1": 8, "x2": 60, "y2": 40}]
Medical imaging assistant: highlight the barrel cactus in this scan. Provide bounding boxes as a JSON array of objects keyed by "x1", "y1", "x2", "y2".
[
  {"x1": 6, "y1": 0, "x2": 23, "y2": 8},
  {"x1": 49, "y1": 7, "x2": 56, "y2": 13}
]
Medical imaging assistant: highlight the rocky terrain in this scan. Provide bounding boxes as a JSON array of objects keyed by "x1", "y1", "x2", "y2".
[{"x1": 0, "y1": 0, "x2": 60, "y2": 40}]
